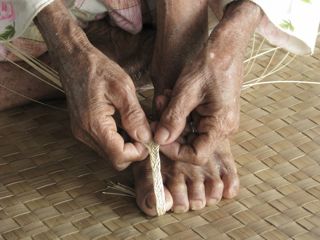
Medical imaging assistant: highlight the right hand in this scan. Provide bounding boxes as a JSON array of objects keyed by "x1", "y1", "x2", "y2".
[{"x1": 56, "y1": 45, "x2": 152, "y2": 170}]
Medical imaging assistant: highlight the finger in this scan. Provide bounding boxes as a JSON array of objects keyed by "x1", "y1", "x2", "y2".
[
  {"x1": 91, "y1": 115, "x2": 148, "y2": 170},
  {"x1": 160, "y1": 133, "x2": 217, "y2": 165},
  {"x1": 155, "y1": 78, "x2": 202, "y2": 145},
  {"x1": 111, "y1": 83, "x2": 152, "y2": 144}
]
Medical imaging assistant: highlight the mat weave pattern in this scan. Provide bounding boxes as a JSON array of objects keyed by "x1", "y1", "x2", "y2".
[{"x1": 1, "y1": 39, "x2": 320, "y2": 239}]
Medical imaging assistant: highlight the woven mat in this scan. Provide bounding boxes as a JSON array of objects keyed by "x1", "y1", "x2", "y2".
[{"x1": 1, "y1": 38, "x2": 320, "y2": 239}]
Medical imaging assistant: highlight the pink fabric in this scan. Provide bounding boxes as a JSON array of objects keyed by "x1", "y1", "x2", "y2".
[
  {"x1": 103, "y1": 0, "x2": 142, "y2": 34},
  {"x1": 0, "y1": 0, "x2": 15, "y2": 21},
  {"x1": 0, "y1": 0, "x2": 144, "y2": 62}
]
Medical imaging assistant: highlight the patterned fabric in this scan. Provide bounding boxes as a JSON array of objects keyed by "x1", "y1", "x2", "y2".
[
  {"x1": 0, "y1": 0, "x2": 145, "y2": 61},
  {"x1": 0, "y1": 0, "x2": 319, "y2": 62}
]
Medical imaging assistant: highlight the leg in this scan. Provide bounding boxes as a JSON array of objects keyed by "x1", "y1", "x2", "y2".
[
  {"x1": 150, "y1": 0, "x2": 208, "y2": 96},
  {"x1": 134, "y1": 0, "x2": 240, "y2": 215}
]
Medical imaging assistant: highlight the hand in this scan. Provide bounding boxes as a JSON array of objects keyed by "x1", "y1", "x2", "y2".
[
  {"x1": 154, "y1": 0, "x2": 262, "y2": 165},
  {"x1": 58, "y1": 45, "x2": 152, "y2": 170},
  {"x1": 36, "y1": 0, "x2": 152, "y2": 170},
  {"x1": 154, "y1": 46, "x2": 241, "y2": 165}
]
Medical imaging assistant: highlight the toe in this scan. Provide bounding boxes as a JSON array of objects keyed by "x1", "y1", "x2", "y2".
[
  {"x1": 222, "y1": 170, "x2": 239, "y2": 199},
  {"x1": 143, "y1": 188, "x2": 173, "y2": 216},
  {"x1": 215, "y1": 140, "x2": 240, "y2": 199},
  {"x1": 221, "y1": 157, "x2": 240, "y2": 199},
  {"x1": 167, "y1": 173, "x2": 189, "y2": 213},
  {"x1": 205, "y1": 177, "x2": 224, "y2": 206},
  {"x1": 133, "y1": 161, "x2": 173, "y2": 216},
  {"x1": 187, "y1": 181, "x2": 206, "y2": 210}
]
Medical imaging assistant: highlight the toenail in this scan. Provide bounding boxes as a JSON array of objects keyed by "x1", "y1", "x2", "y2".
[
  {"x1": 172, "y1": 205, "x2": 188, "y2": 213},
  {"x1": 190, "y1": 200, "x2": 204, "y2": 210},
  {"x1": 146, "y1": 194, "x2": 154, "y2": 209},
  {"x1": 207, "y1": 198, "x2": 219, "y2": 206}
]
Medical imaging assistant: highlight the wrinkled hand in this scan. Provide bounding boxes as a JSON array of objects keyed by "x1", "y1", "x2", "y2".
[
  {"x1": 154, "y1": 41, "x2": 242, "y2": 165},
  {"x1": 58, "y1": 45, "x2": 152, "y2": 170},
  {"x1": 153, "y1": 0, "x2": 262, "y2": 165}
]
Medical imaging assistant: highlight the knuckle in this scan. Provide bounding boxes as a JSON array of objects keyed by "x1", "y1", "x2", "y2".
[
  {"x1": 111, "y1": 78, "x2": 135, "y2": 97},
  {"x1": 125, "y1": 106, "x2": 145, "y2": 125},
  {"x1": 165, "y1": 109, "x2": 183, "y2": 126},
  {"x1": 88, "y1": 117, "x2": 114, "y2": 138},
  {"x1": 192, "y1": 155, "x2": 209, "y2": 166}
]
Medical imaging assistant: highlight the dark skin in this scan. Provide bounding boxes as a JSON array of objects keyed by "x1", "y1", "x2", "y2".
[
  {"x1": 32, "y1": 0, "x2": 263, "y2": 215},
  {"x1": 36, "y1": 0, "x2": 152, "y2": 171},
  {"x1": 154, "y1": 1, "x2": 263, "y2": 165},
  {"x1": 139, "y1": 0, "x2": 263, "y2": 214}
]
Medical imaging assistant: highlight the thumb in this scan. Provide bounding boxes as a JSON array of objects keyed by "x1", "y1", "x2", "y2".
[
  {"x1": 113, "y1": 87, "x2": 152, "y2": 144},
  {"x1": 155, "y1": 81, "x2": 202, "y2": 145}
]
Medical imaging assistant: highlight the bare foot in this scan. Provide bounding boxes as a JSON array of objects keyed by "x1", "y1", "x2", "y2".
[{"x1": 133, "y1": 139, "x2": 239, "y2": 216}]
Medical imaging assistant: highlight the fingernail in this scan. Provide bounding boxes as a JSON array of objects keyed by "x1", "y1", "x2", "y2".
[
  {"x1": 190, "y1": 200, "x2": 204, "y2": 210},
  {"x1": 207, "y1": 198, "x2": 219, "y2": 206},
  {"x1": 172, "y1": 205, "x2": 188, "y2": 213},
  {"x1": 137, "y1": 127, "x2": 152, "y2": 143},
  {"x1": 155, "y1": 126, "x2": 170, "y2": 144}
]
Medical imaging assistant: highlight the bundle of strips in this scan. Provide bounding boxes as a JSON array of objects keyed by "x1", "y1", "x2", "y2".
[{"x1": 1, "y1": 33, "x2": 320, "y2": 216}]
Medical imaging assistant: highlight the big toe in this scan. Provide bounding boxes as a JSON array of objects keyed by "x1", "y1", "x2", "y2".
[
  {"x1": 133, "y1": 162, "x2": 172, "y2": 216},
  {"x1": 140, "y1": 188, "x2": 173, "y2": 216}
]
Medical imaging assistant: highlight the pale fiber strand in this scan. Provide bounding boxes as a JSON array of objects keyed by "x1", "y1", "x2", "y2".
[
  {"x1": 243, "y1": 80, "x2": 320, "y2": 88},
  {"x1": 244, "y1": 36, "x2": 264, "y2": 77},
  {"x1": 5, "y1": 42, "x2": 60, "y2": 80},
  {"x1": 4, "y1": 57, "x2": 64, "y2": 93},
  {"x1": 244, "y1": 33, "x2": 256, "y2": 72},
  {"x1": 6, "y1": 42, "x2": 59, "y2": 77},
  {"x1": 243, "y1": 53, "x2": 296, "y2": 90},
  {"x1": 145, "y1": 142, "x2": 166, "y2": 216},
  {"x1": 3, "y1": 43, "x2": 62, "y2": 88}
]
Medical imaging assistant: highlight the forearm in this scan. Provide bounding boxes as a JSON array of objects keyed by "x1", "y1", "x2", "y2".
[
  {"x1": 208, "y1": 0, "x2": 262, "y2": 58},
  {"x1": 35, "y1": 0, "x2": 91, "y2": 59}
]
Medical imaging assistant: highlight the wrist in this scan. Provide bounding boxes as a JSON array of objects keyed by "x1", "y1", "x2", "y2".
[{"x1": 35, "y1": 0, "x2": 91, "y2": 57}]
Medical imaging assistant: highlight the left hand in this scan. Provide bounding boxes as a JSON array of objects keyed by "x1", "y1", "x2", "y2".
[
  {"x1": 154, "y1": 41, "x2": 242, "y2": 165},
  {"x1": 154, "y1": 0, "x2": 262, "y2": 165}
]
